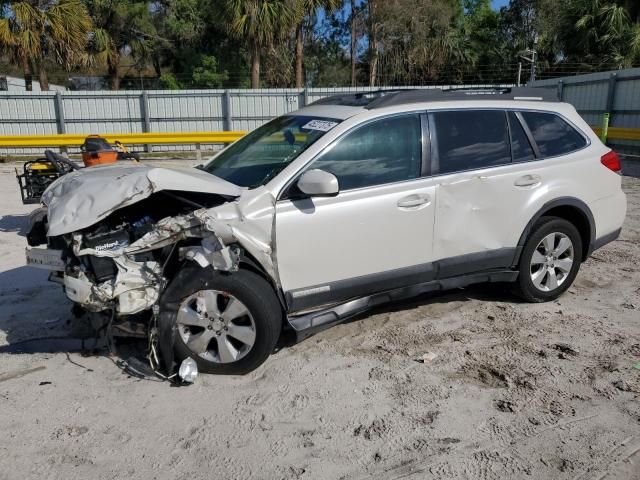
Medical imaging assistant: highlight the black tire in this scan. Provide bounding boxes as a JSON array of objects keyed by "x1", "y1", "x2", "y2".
[
  {"x1": 513, "y1": 216, "x2": 583, "y2": 303},
  {"x1": 167, "y1": 268, "x2": 282, "y2": 375}
]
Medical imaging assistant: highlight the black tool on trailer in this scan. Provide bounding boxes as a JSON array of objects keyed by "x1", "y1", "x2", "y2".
[
  {"x1": 15, "y1": 136, "x2": 141, "y2": 205},
  {"x1": 15, "y1": 150, "x2": 79, "y2": 204}
]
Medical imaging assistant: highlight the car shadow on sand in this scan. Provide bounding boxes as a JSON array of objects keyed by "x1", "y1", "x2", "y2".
[
  {"x1": 0, "y1": 262, "x2": 526, "y2": 360},
  {"x1": 0, "y1": 213, "x2": 31, "y2": 236},
  {"x1": 340, "y1": 281, "x2": 526, "y2": 326},
  {"x1": 0, "y1": 265, "x2": 85, "y2": 355}
]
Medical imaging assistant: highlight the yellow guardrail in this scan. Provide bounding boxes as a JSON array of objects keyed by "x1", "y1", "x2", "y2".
[
  {"x1": 0, "y1": 131, "x2": 246, "y2": 148},
  {"x1": 591, "y1": 127, "x2": 640, "y2": 141},
  {"x1": 0, "y1": 126, "x2": 639, "y2": 148}
]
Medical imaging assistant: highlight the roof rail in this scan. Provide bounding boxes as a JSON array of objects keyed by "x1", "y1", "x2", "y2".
[
  {"x1": 310, "y1": 89, "x2": 412, "y2": 107},
  {"x1": 309, "y1": 87, "x2": 559, "y2": 109},
  {"x1": 365, "y1": 87, "x2": 559, "y2": 109}
]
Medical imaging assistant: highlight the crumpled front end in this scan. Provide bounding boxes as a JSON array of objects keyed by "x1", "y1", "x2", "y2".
[{"x1": 28, "y1": 185, "x2": 277, "y2": 317}]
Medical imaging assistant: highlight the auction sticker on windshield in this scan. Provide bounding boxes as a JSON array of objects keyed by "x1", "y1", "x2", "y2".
[{"x1": 303, "y1": 120, "x2": 338, "y2": 132}]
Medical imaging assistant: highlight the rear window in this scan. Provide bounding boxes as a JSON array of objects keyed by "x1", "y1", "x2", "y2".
[
  {"x1": 520, "y1": 112, "x2": 587, "y2": 157},
  {"x1": 430, "y1": 110, "x2": 511, "y2": 174}
]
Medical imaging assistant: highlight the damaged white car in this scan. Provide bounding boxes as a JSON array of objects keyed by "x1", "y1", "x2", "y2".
[{"x1": 26, "y1": 88, "x2": 627, "y2": 376}]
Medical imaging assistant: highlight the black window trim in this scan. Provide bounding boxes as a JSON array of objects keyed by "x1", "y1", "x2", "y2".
[
  {"x1": 420, "y1": 112, "x2": 431, "y2": 176},
  {"x1": 509, "y1": 111, "x2": 540, "y2": 159},
  {"x1": 277, "y1": 110, "x2": 429, "y2": 200}
]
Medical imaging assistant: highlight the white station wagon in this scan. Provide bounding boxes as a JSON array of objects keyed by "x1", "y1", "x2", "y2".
[{"x1": 26, "y1": 88, "x2": 627, "y2": 377}]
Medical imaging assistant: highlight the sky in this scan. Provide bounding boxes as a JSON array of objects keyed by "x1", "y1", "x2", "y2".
[{"x1": 492, "y1": 0, "x2": 510, "y2": 9}]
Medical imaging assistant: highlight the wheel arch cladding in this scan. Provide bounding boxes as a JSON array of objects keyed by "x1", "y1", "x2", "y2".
[{"x1": 517, "y1": 198, "x2": 595, "y2": 263}]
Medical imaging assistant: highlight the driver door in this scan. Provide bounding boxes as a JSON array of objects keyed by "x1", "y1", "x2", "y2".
[{"x1": 274, "y1": 113, "x2": 439, "y2": 312}]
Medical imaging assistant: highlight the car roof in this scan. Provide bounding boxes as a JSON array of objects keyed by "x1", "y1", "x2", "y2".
[
  {"x1": 292, "y1": 88, "x2": 568, "y2": 123},
  {"x1": 292, "y1": 104, "x2": 365, "y2": 121},
  {"x1": 309, "y1": 87, "x2": 559, "y2": 110}
]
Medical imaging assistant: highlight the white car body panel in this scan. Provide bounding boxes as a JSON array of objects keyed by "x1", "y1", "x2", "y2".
[{"x1": 276, "y1": 178, "x2": 437, "y2": 291}]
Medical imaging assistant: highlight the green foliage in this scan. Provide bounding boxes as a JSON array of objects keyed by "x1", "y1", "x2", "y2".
[
  {"x1": 562, "y1": 0, "x2": 640, "y2": 67},
  {"x1": 159, "y1": 72, "x2": 182, "y2": 89},
  {"x1": 0, "y1": 0, "x2": 92, "y2": 89},
  {"x1": 86, "y1": 0, "x2": 157, "y2": 88},
  {"x1": 2, "y1": 0, "x2": 640, "y2": 89},
  {"x1": 192, "y1": 55, "x2": 229, "y2": 87}
]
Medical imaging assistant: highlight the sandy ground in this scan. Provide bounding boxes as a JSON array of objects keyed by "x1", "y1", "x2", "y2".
[{"x1": 0, "y1": 162, "x2": 639, "y2": 480}]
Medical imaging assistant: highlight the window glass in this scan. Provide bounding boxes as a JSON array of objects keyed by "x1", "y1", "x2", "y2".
[
  {"x1": 310, "y1": 114, "x2": 422, "y2": 190},
  {"x1": 520, "y1": 111, "x2": 587, "y2": 157},
  {"x1": 204, "y1": 115, "x2": 340, "y2": 188},
  {"x1": 430, "y1": 110, "x2": 511, "y2": 174},
  {"x1": 508, "y1": 112, "x2": 535, "y2": 162}
]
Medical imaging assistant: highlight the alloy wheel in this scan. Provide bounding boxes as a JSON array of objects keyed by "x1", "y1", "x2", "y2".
[
  {"x1": 529, "y1": 232, "x2": 575, "y2": 292},
  {"x1": 176, "y1": 290, "x2": 256, "y2": 363}
]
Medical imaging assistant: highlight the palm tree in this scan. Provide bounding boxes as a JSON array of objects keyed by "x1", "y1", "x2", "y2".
[
  {"x1": 219, "y1": 0, "x2": 299, "y2": 88},
  {"x1": 293, "y1": 0, "x2": 340, "y2": 88},
  {"x1": 0, "y1": 0, "x2": 91, "y2": 90},
  {"x1": 86, "y1": 0, "x2": 156, "y2": 90},
  {"x1": 568, "y1": 0, "x2": 640, "y2": 68}
]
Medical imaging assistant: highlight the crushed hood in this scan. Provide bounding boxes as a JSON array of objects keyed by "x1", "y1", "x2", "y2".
[{"x1": 43, "y1": 163, "x2": 243, "y2": 236}]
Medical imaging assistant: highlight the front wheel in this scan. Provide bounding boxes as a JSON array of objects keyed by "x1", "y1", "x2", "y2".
[
  {"x1": 513, "y1": 216, "x2": 583, "y2": 303},
  {"x1": 167, "y1": 268, "x2": 282, "y2": 375}
]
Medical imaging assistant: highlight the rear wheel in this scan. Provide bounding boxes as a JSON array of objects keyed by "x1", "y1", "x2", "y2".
[
  {"x1": 514, "y1": 216, "x2": 582, "y2": 303},
  {"x1": 169, "y1": 268, "x2": 282, "y2": 374}
]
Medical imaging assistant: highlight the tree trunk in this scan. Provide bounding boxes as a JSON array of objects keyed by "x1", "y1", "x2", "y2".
[
  {"x1": 38, "y1": 66, "x2": 50, "y2": 91},
  {"x1": 350, "y1": 0, "x2": 357, "y2": 86},
  {"x1": 153, "y1": 55, "x2": 162, "y2": 78},
  {"x1": 108, "y1": 57, "x2": 120, "y2": 90},
  {"x1": 250, "y1": 46, "x2": 260, "y2": 89},
  {"x1": 295, "y1": 21, "x2": 304, "y2": 88},
  {"x1": 368, "y1": 0, "x2": 378, "y2": 87},
  {"x1": 21, "y1": 57, "x2": 33, "y2": 92}
]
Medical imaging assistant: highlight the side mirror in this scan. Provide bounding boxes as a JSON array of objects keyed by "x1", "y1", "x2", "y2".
[{"x1": 296, "y1": 169, "x2": 339, "y2": 197}]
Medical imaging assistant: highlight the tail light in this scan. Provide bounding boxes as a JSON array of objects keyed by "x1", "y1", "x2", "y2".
[{"x1": 601, "y1": 150, "x2": 621, "y2": 172}]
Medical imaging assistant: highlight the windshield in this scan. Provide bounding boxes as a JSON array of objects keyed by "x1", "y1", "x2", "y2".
[{"x1": 203, "y1": 115, "x2": 341, "y2": 188}]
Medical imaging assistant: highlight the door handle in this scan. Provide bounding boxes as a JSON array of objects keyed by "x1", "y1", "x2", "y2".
[
  {"x1": 397, "y1": 193, "x2": 431, "y2": 209},
  {"x1": 514, "y1": 174, "x2": 542, "y2": 188}
]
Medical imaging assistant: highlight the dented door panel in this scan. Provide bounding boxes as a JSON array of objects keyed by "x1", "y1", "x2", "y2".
[{"x1": 433, "y1": 147, "x2": 610, "y2": 262}]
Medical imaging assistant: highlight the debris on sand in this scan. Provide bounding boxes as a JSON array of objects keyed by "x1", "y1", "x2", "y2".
[
  {"x1": 552, "y1": 343, "x2": 579, "y2": 358},
  {"x1": 415, "y1": 352, "x2": 438, "y2": 363}
]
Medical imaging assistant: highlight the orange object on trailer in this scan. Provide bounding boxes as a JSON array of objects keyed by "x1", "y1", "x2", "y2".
[{"x1": 81, "y1": 135, "x2": 119, "y2": 167}]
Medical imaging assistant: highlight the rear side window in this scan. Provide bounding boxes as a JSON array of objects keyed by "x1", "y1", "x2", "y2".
[
  {"x1": 310, "y1": 114, "x2": 422, "y2": 190},
  {"x1": 430, "y1": 110, "x2": 511, "y2": 174},
  {"x1": 520, "y1": 112, "x2": 587, "y2": 157},
  {"x1": 508, "y1": 112, "x2": 535, "y2": 162}
]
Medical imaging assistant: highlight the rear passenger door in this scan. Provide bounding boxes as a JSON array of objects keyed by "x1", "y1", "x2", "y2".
[{"x1": 428, "y1": 109, "x2": 541, "y2": 275}]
